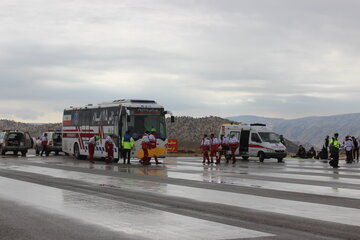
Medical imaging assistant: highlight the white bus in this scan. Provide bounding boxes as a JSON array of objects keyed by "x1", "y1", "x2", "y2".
[{"x1": 62, "y1": 99, "x2": 174, "y2": 160}]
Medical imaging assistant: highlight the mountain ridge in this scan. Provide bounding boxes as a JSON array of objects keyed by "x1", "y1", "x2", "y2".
[{"x1": 227, "y1": 113, "x2": 360, "y2": 148}]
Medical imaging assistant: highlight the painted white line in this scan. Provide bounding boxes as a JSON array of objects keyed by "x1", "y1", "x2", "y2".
[
  {"x1": 2, "y1": 165, "x2": 360, "y2": 227},
  {"x1": 0, "y1": 177, "x2": 273, "y2": 240}
]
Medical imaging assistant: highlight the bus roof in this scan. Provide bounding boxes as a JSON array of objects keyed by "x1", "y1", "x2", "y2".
[{"x1": 64, "y1": 99, "x2": 164, "y2": 111}]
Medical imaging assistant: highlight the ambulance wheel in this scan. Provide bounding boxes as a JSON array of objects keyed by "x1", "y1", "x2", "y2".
[
  {"x1": 74, "y1": 143, "x2": 85, "y2": 160},
  {"x1": 242, "y1": 156, "x2": 249, "y2": 161},
  {"x1": 259, "y1": 152, "x2": 265, "y2": 162},
  {"x1": 277, "y1": 157, "x2": 284, "y2": 162}
]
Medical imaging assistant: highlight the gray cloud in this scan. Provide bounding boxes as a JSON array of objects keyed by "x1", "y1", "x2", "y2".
[{"x1": 0, "y1": 0, "x2": 359, "y2": 122}]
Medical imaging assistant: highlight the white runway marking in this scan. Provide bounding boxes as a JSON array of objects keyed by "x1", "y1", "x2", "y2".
[{"x1": 0, "y1": 176, "x2": 273, "y2": 240}]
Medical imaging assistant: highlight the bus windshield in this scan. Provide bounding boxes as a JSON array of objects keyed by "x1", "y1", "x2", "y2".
[
  {"x1": 127, "y1": 109, "x2": 167, "y2": 140},
  {"x1": 258, "y1": 132, "x2": 280, "y2": 143}
]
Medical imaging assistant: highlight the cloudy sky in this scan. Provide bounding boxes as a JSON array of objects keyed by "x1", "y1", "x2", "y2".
[{"x1": 1, "y1": 0, "x2": 359, "y2": 123}]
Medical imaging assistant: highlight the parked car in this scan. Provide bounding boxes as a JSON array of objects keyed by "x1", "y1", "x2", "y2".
[
  {"x1": 0, "y1": 130, "x2": 33, "y2": 156},
  {"x1": 36, "y1": 130, "x2": 62, "y2": 156}
]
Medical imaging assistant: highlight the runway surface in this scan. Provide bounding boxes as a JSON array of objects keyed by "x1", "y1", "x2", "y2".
[{"x1": 0, "y1": 152, "x2": 359, "y2": 239}]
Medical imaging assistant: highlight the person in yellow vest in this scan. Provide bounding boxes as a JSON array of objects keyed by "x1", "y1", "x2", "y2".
[
  {"x1": 122, "y1": 130, "x2": 134, "y2": 164},
  {"x1": 329, "y1": 133, "x2": 341, "y2": 168}
]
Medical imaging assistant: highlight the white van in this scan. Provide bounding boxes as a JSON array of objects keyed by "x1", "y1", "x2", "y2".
[{"x1": 220, "y1": 123, "x2": 287, "y2": 162}]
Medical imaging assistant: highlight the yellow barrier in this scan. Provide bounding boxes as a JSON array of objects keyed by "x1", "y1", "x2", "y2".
[{"x1": 136, "y1": 147, "x2": 167, "y2": 159}]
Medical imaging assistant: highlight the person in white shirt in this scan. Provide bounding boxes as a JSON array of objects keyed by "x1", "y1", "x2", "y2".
[
  {"x1": 217, "y1": 132, "x2": 229, "y2": 164},
  {"x1": 88, "y1": 135, "x2": 99, "y2": 163},
  {"x1": 200, "y1": 134, "x2": 210, "y2": 164},
  {"x1": 39, "y1": 133, "x2": 48, "y2": 157},
  {"x1": 344, "y1": 136, "x2": 354, "y2": 163},
  {"x1": 105, "y1": 133, "x2": 114, "y2": 164},
  {"x1": 149, "y1": 128, "x2": 161, "y2": 164},
  {"x1": 210, "y1": 133, "x2": 220, "y2": 164},
  {"x1": 141, "y1": 131, "x2": 150, "y2": 165},
  {"x1": 229, "y1": 132, "x2": 239, "y2": 164}
]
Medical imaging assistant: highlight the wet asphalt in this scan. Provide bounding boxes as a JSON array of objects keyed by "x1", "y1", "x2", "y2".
[{"x1": 0, "y1": 150, "x2": 359, "y2": 240}]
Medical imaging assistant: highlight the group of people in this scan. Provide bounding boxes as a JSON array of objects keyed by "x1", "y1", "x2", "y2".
[
  {"x1": 88, "y1": 132, "x2": 118, "y2": 164},
  {"x1": 294, "y1": 145, "x2": 317, "y2": 159},
  {"x1": 200, "y1": 132, "x2": 239, "y2": 164},
  {"x1": 140, "y1": 128, "x2": 162, "y2": 165},
  {"x1": 302, "y1": 133, "x2": 359, "y2": 168},
  {"x1": 339, "y1": 135, "x2": 359, "y2": 164},
  {"x1": 323, "y1": 134, "x2": 359, "y2": 167},
  {"x1": 88, "y1": 130, "x2": 138, "y2": 164}
]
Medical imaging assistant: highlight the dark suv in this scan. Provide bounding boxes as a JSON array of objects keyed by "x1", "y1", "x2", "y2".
[{"x1": 0, "y1": 131, "x2": 33, "y2": 156}]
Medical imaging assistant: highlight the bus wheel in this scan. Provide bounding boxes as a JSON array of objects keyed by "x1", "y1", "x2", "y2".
[
  {"x1": 74, "y1": 144, "x2": 86, "y2": 160},
  {"x1": 21, "y1": 150, "x2": 27, "y2": 156},
  {"x1": 259, "y1": 152, "x2": 265, "y2": 162},
  {"x1": 74, "y1": 143, "x2": 82, "y2": 160},
  {"x1": 277, "y1": 157, "x2": 284, "y2": 163}
]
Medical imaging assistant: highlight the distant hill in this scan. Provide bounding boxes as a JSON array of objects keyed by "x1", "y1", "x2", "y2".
[
  {"x1": 165, "y1": 116, "x2": 300, "y2": 153},
  {"x1": 0, "y1": 119, "x2": 61, "y2": 138},
  {"x1": 227, "y1": 113, "x2": 360, "y2": 149},
  {"x1": 227, "y1": 115, "x2": 284, "y2": 128},
  {"x1": 165, "y1": 116, "x2": 237, "y2": 151},
  {"x1": 2, "y1": 115, "x2": 328, "y2": 154}
]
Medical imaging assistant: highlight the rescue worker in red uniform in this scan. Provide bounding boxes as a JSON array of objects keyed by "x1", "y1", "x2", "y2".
[
  {"x1": 217, "y1": 132, "x2": 229, "y2": 164},
  {"x1": 149, "y1": 128, "x2": 161, "y2": 164},
  {"x1": 105, "y1": 132, "x2": 114, "y2": 164},
  {"x1": 88, "y1": 135, "x2": 99, "y2": 163},
  {"x1": 40, "y1": 133, "x2": 48, "y2": 157},
  {"x1": 141, "y1": 131, "x2": 151, "y2": 165},
  {"x1": 200, "y1": 134, "x2": 210, "y2": 164},
  {"x1": 229, "y1": 132, "x2": 239, "y2": 164},
  {"x1": 210, "y1": 133, "x2": 220, "y2": 164}
]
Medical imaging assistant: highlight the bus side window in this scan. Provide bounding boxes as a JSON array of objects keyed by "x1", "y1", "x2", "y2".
[
  {"x1": 251, "y1": 133, "x2": 262, "y2": 143},
  {"x1": 92, "y1": 109, "x2": 101, "y2": 126}
]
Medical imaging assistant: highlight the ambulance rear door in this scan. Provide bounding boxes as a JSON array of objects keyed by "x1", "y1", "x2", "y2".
[{"x1": 239, "y1": 129, "x2": 250, "y2": 154}]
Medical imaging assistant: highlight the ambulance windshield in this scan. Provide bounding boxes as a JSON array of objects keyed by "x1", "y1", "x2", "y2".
[{"x1": 259, "y1": 132, "x2": 280, "y2": 143}]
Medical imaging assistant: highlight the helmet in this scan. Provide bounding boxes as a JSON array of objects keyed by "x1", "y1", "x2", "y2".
[
  {"x1": 220, "y1": 132, "x2": 225, "y2": 136},
  {"x1": 95, "y1": 136, "x2": 100, "y2": 141},
  {"x1": 151, "y1": 128, "x2": 156, "y2": 132},
  {"x1": 107, "y1": 132, "x2": 113, "y2": 136},
  {"x1": 230, "y1": 132, "x2": 235, "y2": 136}
]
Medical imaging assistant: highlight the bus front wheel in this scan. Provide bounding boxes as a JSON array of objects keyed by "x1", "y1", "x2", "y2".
[{"x1": 74, "y1": 143, "x2": 85, "y2": 160}]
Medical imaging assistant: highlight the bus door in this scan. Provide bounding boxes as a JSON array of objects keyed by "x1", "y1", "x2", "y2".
[
  {"x1": 115, "y1": 107, "x2": 125, "y2": 152},
  {"x1": 239, "y1": 129, "x2": 250, "y2": 154},
  {"x1": 83, "y1": 109, "x2": 91, "y2": 139}
]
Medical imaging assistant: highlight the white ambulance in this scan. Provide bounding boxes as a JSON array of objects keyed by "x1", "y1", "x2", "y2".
[{"x1": 220, "y1": 123, "x2": 287, "y2": 162}]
